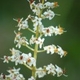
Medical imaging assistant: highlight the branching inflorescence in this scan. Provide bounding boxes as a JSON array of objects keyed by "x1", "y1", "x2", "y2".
[{"x1": 0, "y1": 0, "x2": 67, "y2": 80}]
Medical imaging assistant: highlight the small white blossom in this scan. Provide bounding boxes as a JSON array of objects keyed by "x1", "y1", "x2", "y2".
[
  {"x1": 14, "y1": 32, "x2": 29, "y2": 48},
  {"x1": 57, "y1": 46, "x2": 65, "y2": 58},
  {"x1": 43, "y1": 10, "x2": 55, "y2": 20},
  {"x1": 53, "y1": 26, "x2": 64, "y2": 35},
  {"x1": 44, "y1": 44, "x2": 56, "y2": 54},
  {"x1": 9, "y1": 48, "x2": 22, "y2": 65},
  {"x1": 10, "y1": 48, "x2": 21, "y2": 55},
  {"x1": 30, "y1": 35, "x2": 44, "y2": 48},
  {"x1": 36, "y1": 67, "x2": 46, "y2": 78},
  {"x1": 26, "y1": 53, "x2": 36, "y2": 66},
  {"x1": 42, "y1": 26, "x2": 54, "y2": 36},
  {"x1": 15, "y1": 37, "x2": 29, "y2": 48},
  {"x1": 29, "y1": 1, "x2": 35, "y2": 9},
  {"x1": 35, "y1": 37, "x2": 45, "y2": 49},
  {"x1": 10, "y1": 53, "x2": 21, "y2": 65},
  {"x1": 46, "y1": 64, "x2": 56, "y2": 76},
  {"x1": 21, "y1": 53, "x2": 29, "y2": 64},
  {"x1": 32, "y1": 7, "x2": 41, "y2": 16},
  {"x1": 37, "y1": 3, "x2": 44, "y2": 9},
  {"x1": 30, "y1": 1, "x2": 44, "y2": 16},
  {"x1": 14, "y1": 31, "x2": 21, "y2": 42},
  {"x1": 3, "y1": 56, "x2": 10, "y2": 63},
  {"x1": 32, "y1": 2, "x2": 44, "y2": 16},
  {"x1": 7, "y1": 67, "x2": 25, "y2": 80},
  {"x1": 28, "y1": 76, "x2": 35, "y2": 80},
  {"x1": 14, "y1": 53, "x2": 28, "y2": 65},
  {"x1": 44, "y1": 2, "x2": 58, "y2": 9},
  {"x1": 32, "y1": 16, "x2": 42, "y2": 29},
  {"x1": 44, "y1": 2, "x2": 54, "y2": 8},
  {"x1": 55, "y1": 65, "x2": 63, "y2": 77},
  {"x1": 29, "y1": 35, "x2": 36, "y2": 45},
  {"x1": 14, "y1": 18, "x2": 28, "y2": 31},
  {"x1": 7, "y1": 67, "x2": 20, "y2": 74}
]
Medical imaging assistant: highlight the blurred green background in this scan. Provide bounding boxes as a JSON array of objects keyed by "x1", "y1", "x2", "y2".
[{"x1": 0, "y1": 0, "x2": 80, "y2": 80}]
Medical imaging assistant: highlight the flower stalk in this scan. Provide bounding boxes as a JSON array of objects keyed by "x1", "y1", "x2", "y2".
[
  {"x1": 32, "y1": 26, "x2": 39, "y2": 79},
  {"x1": 0, "y1": 0, "x2": 67, "y2": 80}
]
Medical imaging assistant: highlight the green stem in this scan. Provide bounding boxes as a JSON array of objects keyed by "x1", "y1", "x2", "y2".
[
  {"x1": 32, "y1": 0, "x2": 45, "y2": 79},
  {"x1": 32, "y1": 26, "x2": 39, "y2": 79},
  {"x1": 27, "y1": 28, "x2": 36, "y2": 34},
  {"x1": 37, "y1": 50, "x2": 45, "y2": 53},
  {"x1": 26, "y1": 44, "x2": 45, "y2": 53},
  {"x1": 24, "y1": 63, "x2": 32, "y2": 70},
  {"x1": 26, "y1": 45, "x2": 34, "y2": 52},
  {"x1": 42, "y1": 0, "x2": 45, "y2": 4}
]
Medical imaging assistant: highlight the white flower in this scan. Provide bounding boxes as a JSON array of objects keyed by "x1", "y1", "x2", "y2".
[
  {"x1": 21, "y1": 53, "x2": 29, "y2": 64},
  {"x1": 26, "y1": 53, "x2": 36, "y2": 66},
  {"x1": 43, "y1": 10, "x2": 55, "y2": 20},
  {"x1": 10, "y1": 54, "x2": 21, "y2": 65},
  {"x1": 44, "y1": 2, "x2": 58, "y2": 9},
  {"x1": 44, "y1": 45, "x2": 56, "y2": 54},
  {"x1": 32, "y1": 7, "x2": 41, "y2": 16},
  {"x1": 14, "y1": 32, "x2": 29, "y2": 48},
  {"x1": 37, "y1": 3, "x2": 44, "y2": 9},
  {"x1": 32, "y1": 16, "x2": 42, "y2": 29},
  {"x1": 10, "y1": 48, "x2": 21, "y2": 55},
  {"x1": 42, "y1": 26, "x2": 54, "y2": 36},
  {"x1": 29, "y1": 1, "x2": 35, "y2": 9},
  {"x1": 7, "y1": 67, "x2": 20, "y2": 74},
  {"x1": 7, "y1": 68, "x2": 25, "y2": 80},
  {"x1": 3, "y1": 56, "x2": 10, "y2": 63},
  {"x1": 31, "y1": 16, "x2": 44, "y2": 33},
  {"x1": 15, "y1": 37, "x2": 29, "y2": 48},
  {"x1": 36, "y1": 37, "x2": 45, "y2": 49},
  {"x1": 29, "y1": 35, "x2": 36, "y2": 45},
  {"x1": 14, "y1": 31, "x2": 21, "y2": 42},
  {"x1": 57, "y1": 46, "x2": 65, "y2": 58},
  {"x1": 53, "y1": 26, "x2": 64, "y2": 35},
  {"x1": 28, "y1": 76, "x2": 35, "y2": 80},
  {"x1": 44, "y1": 45, "x2": 53, "y2": 54},
  {"x1": 14, "y1": 18, "x2": 28, "y2": 31},
  {"x1": 18, "y1": 18, "x2": 28, "y2": 30},
  {"x1": 30, "y1": 1, "x2": 44, "y2": 16},
  {"x1": 0, "y1": 68, "x2": 25, "y2": 80},
  {"x1": 46, "y1": 64, "x2": 56, "y2": 76},
  {"x1": 30, "y1": 35, "x2": 44, "y2": 48},
  {"x1": 10, "y1": 48, "x2": 21, "y2": 65},
  {"x1": 36, "y1": 67, "x2": 46, "y2": 78},
  {"x1": 44, "y1": 2, "x2": 54, "y2": 8},
  {"x1": 15, "y1": 53, "x2": 27, "y2": 65},
  {"x1": 55, "y1": 65, "x2": 63, "y2": 77}
]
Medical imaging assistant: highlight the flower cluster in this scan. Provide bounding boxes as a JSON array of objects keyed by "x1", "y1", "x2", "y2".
[
  {"x1": 13, "y1": 18, "x2": 29, "y2": 31},
  {"x1": 1, "y1": 0, "x2": 67, "y2": 80},
  {"x1": 30, "y1": 35, "x2": 45, "y2": 48},
  {"x1": 44, "y1": 45, "x2": 67, "y2": 58},
  {"x1": 28, "y1": 0, "x2": 58, "y2": 18},
  {"x1": 3, "y1": 48, "x2": 36, "y2": 67},
  {"x1": 14, "y1": 31, "x2": 29, "y2": 48},
  {"x1": 36, "y1": 63, "x2": 67, "y2": 78},
  {"x1": 0, "y1": 68, "x2": 25, "y2": 80}
]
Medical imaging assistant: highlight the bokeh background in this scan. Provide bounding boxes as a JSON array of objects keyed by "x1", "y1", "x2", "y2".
[{"x1": 0, "y1": 0, "x2": 80, "y2": 80}]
